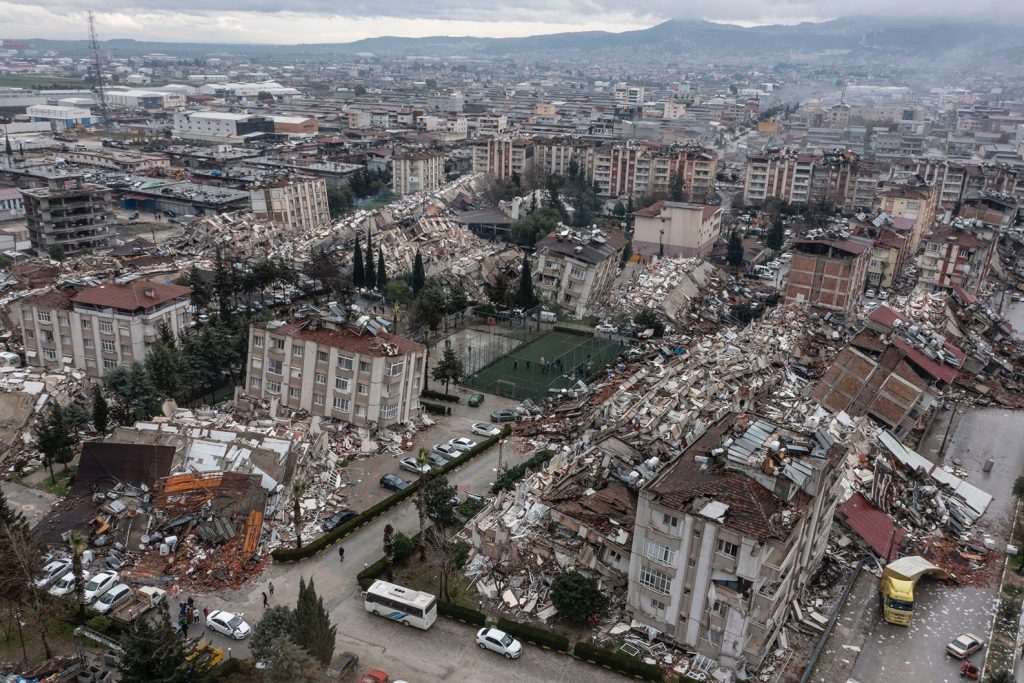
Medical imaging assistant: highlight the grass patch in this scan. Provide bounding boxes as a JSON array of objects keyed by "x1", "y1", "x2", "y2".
[
  {"x1": 984, "y1": 500, "x2": 1024, "y2": 675},
  {"x1": 391, "y1": 547, "x2": 477, "y2": 610},
  {"x1": 38, "y1": 467, "x2": 76, "y2": 496},
  {"x1": 0, "y1": 74, "x2": 85, "y2": 88}
]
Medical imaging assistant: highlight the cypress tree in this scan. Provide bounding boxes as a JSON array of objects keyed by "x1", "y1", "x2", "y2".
[
  {"x1": 352, "y1": 235, "x2": 364, "y2": 287},
  {"x1": 364, "y1": 230, "x2": 375, "y2": 287},
  {"x1": 376, "y1": 247, "x2": 387, "y2": 292},
  {"x1": 92, "y1": 384, "x2": 109, "y2": 434},
  {"x1": 516, "y1": 253, "x2": 537, "y2": 308},
  {"x1": 412, "y1": 251, "x2": 426, "y2": 295},
  {"x1": 292, "y1": 577, "x2": 336, "y2": 667}
]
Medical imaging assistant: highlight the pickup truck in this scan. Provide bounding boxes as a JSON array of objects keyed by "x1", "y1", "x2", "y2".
[{"x1": 110, "y1": 585, "x2": 167, "y2": 624}]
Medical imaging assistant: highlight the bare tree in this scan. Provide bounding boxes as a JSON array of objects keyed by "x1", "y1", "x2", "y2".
[
  {"x1": 1, "y1": 523, "x2": 55, "y2": 658},
  {"x1": 425, "y1": 528, "x2": 470, "y2": 602},
  {"x1": 416, "y1": 449, "x2": 428, "y2": 561},
  {"x1": 292, "y1": 483, "x2": 306, "y2": 549},
  {"x1": 67, "y1": 530, "x2": 87, "y2": 621}
]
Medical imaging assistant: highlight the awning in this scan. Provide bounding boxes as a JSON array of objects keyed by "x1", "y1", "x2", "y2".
[{"x1": 840, "y1": 492, "x2": 907, "y2": 561}]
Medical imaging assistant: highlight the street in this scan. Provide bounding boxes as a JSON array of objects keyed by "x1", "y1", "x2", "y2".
[
  {"x1": 847, "y1": 407, "x2": 1024, "y2": 682},
  {"x1": 187, "y1": 428, "x2": 623, "y2": 681}
]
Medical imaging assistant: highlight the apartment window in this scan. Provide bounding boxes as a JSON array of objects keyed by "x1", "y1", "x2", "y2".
[
  {"x1": 317, "y1": 350, "x2": 329, "y2": 362},
  {"x1": 37, "y1": 311, "x2": 51, "y2": 323},
  {"x1": 312, "y1": 393, "x2": 325, "y2": 406},
  {"x1": 43, "y1": 348, "x2": 56, "y2": 361},
  {"x1": 711, "y1": 600, "x2": 726, "y2": 617},
  {"x1": 638, "y1": 566, "x2": 672, "y2": 594},
  {"x1": 22, "y1": 310, "x2": 30, "y2": 320},
  {"x1": 332, "y1": 396, "x2": 350, "y2": 412},
  {"x1": 381, "y1": 404, "x2": 398, "y2": 420},
  {"x1": 663, "y1": 514, "x2": 678, "y2": 528},
  {"x1": 925, "y1": 242, "x2": 938, "y2": 253},
  {"x1": 354, "y1": 405, "x2": 366, "y2": 417},
  {"x1": 337, "y1": 355, "x2": 353, "y2": 371},
  {"x1": 357, "y1": 383, "x2": 368, "y2": 396},
  {"x1": 717, "y1": 539, "x2": 739, "y2": 558},
  {"x1": 250, "y1": 378, "x2": 262, "y2": 390},
  {"x1": 103, "y1": 358, "x2": 117, "y2": 370},
  {"x1": 335, "y1": 377, "x2": 351, "y2": 391},
  {"x1": 254, "y1": 335, "x2": 264, "y2": 348},
  {"x1": 24, "y1": 329, "x2": 33, "y2": 339},
  {"x1": 705, "y1": 629, "x2": 722, "y2": 646},
  {"x1": 570, "y1": 266, "x2": 585, "y2": 279},
  {"x1": 81, "y1": 319, "x2": 92, "y2": 330},
  {"x1": 101, "y1": 340, "x2": 115, "y2": 353},
  {"x1": 61, "y1": 335, "x2": 71, "y2": 346},
  {"x1": 289, "y1": 387, "x2": 300, "y2": 400},
  {"x1": 120, "y1": 344, "x2": 131, "y2": 355},
  {"x1": 387, "y1": 360, "x2": 405, "y2": 376},
  {"x1": 84, "y1": 339, "x2": 94, "y2": 349},
  {"x1": 643, "y1": 539, "x2": 676, "y2": 566},
  {"x1": 272, "y1": 338, "x2": 285, "y2": 350},
  {"x1": 41, "y1": 330, "x2": 54, "y2": 343},
  {"x1": 266, "y1": 380, "x2": 281, "y2": 394},
  {"x1": 99, "y1": 320, "x2": 113, "y2": 333},
  {"x1": 315, "y1": 372, "x2": 326, "y2": 384},
  {"x1": 651, "y1": 598, "x2": 667, "y2": 612},
  {"x1": 58, "y1": 315, "x2": 69, "y2": 327},
  {"x1": 359, "y1": 360, "x2": 372, "y2": 373},
  {"x1": 267, "y1": 359, "x2": 283, "y2": 375},
  {"x1": 118, "y1": 325, "x2": 129, "y2": 335},
  {"x1": 293, "y1": 346, "x2": 304, "y2": 358}
]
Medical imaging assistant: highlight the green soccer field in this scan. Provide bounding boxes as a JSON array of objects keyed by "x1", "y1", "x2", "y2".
[{"x1": 463, "y1": 330, "x2": 628, "y2": 401}]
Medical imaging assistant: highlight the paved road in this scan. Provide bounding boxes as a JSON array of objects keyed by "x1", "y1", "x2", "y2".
[
  {"x1": 190, "y1": 438, "x2": 622, "y2": 681},
  {"x1": 847, "y1": 407, "x2": 1023, "y2": 683}
]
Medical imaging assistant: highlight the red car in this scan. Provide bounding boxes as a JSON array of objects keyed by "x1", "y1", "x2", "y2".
[{"x1": 360, "y1": 670, "x2": 389, "y2": 683}]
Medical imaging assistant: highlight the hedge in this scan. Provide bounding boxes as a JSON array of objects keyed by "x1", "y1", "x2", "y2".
[
  {"x1": 495, "y1": 618, "x2": 570, "y2": 653},
  {"x1": 421, "y1": 389, "x2": 460, "y2": 403},
  {"x1": 272, "y1": 426, "x2": 510, "y2": 563},
  {"x1": 438, "y1": 601, "x2": 486, "y2": 626},
  {"x1": 572, "y1": 643, "x2": 664, "y2": 681},
  {"x1": 491, "y1": 450, "x2": 554, "y2": 493},
  {"x1": 421, "y1": 401, "x2": 451, "y2": 416}
]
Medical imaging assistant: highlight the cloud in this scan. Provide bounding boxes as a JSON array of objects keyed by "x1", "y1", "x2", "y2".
[{"x1": 1, "y1": 0, "x2": 1022, "y2": 44}]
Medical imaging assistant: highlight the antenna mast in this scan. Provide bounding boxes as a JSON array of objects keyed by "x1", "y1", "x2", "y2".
[{"x1": 87, "y1": 11, "x2": 109, "y2": 125}]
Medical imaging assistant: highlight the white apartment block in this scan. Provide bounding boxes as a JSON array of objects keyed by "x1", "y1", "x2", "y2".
[
  {"x1": 244, "y1": 315, "x2": 426, "y2": 428},
  {"x1": 249, "y1": 176, "x2": 330, "y2": 234},
  {"x1": 742, "y1": 150, "x2": 814, "y2": 206},
  {"x1": 614, "y1": 84, "x2": 646, "y2": 105},
  {"x1": 471, "y1": 137, "x2": 535, "y2": 181},
  {"x1": 392, "y1": 150, "x2": 445, "y2": 196},
  {"x1": 14, "y1": 281, "x2": 193, "y2": 379},
  {"x1": 627, "y1": 415, "x2": 842, "y2": 674},
  {"x1": 632, "y1": 201, "x2": 723, "y2": 260},
  {"x1": 533, "y1": 228, "x2": 627, "y2": 319}
]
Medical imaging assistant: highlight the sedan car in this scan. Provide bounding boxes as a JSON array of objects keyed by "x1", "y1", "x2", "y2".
[
  {"x1": 33, "y1": 559, "x2": 72, "y2": 588},
  {"x1": 476, "y1": 627, "x2": 522, "y2": 660},
  {"x1": 427, "y1": 452, "x2": 448, "y2": 468},
  {"x1": 49, "y1": 570, "x2": 90, "y2": 597},
  {"x1": 865, "y1": 288, "x2": 877, "y2": 298},
  {"x1": 594, "y1": 323, "x2": 617, "y2": 334},
  {"x1": 471, "y1": 423, "x2": 501, "y2": 437},
  {"x1": 467, "y1": 393, "x2": 485, "y2": 407},
  {"x1": 399, "y1": 457, "x2": 431, "y2": 475},
  {"x1": 207, "y1": 610, "x2": 251, "y2": 640},
  {"x1": 431, "y1": 443, "x2": 460, "y2": 461},
  {"x1": 490, "y1": 409, "x2": 520, "y2": 423},
  {"x1": 448, "y1": 437, "x2": 478, "y2": 452},
  {"x1": 83, "y1": 570, "x2": 119, "y2": 604},
  {"x1": 380, "y1": 474, "x2": 411, "y2": 492},
  {"x1": 323, "y1": 509, "x2": 358, "y2": 531},
  {"x1": 946, "y1": 633, "x2": 985, "y2": 659}
]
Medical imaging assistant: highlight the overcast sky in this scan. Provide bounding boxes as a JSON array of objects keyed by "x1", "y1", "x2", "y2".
[{"x1": 0, "y1": 0, "x2": 1016, "y2": 44}]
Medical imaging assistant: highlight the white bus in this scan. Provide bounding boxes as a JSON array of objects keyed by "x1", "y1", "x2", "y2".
[{"x1": 362, "y1": 580, "x2": 437, "y2": 630}]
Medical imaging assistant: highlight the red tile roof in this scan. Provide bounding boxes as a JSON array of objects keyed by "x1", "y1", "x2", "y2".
[
  {"x1": 72, "y1": 280, "x2": 192, "y2": 312},
  {"x1": 840, "y1": 492, "x2": 907, "y2": 561},
  {"x1": 257, "y1": 320, "x2": 425, "y2": 357},
  {"x1": 890, "y1": 336, "x2": 960, "y2": 384}
]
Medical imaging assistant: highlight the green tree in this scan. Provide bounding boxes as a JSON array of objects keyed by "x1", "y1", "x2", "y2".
[
  {"x1": 145, "y1": 321, "x2": 192, "y2": 403},
  {"x1": 412, "y1": 251, "x2": 426, "y2": 295},
  {"x1": 35, "y1": 402, "x2": 78, "y2": 483},
  {"x1": 186, "y1": 265, "x2": 211, "y2": 311},
  {"x1": 48, "y1": 245, "x2": 65, "y2": 261},
  {"x1": 292, "y1": 577, "x2": 336, "y2": 666},
  {"x1": 363, "y1": 230, "x2": 375, "y2": 289},
  {"x1": 431, "y1": 346, "x2": 464, "y2": 394},
  {"x1": 511, "y1": 207, "x2": 560, "y2": 246},
  {"x1": 353, "y1": 84, "x2": 367, "y2": 96},
  {"x1": 264, "y1": 635, "x2": 318, "y2": 683},
  {"x1": 104, "y1": 362, "x2": 160, "y2": 424},
  {"x1": 621, "y1": 239, "x2": 633, "y2": 265},
  {"x1": 351, "y1": 235, "x2": 364, "y2": 287},
  {"x1": 250, "y1": 605, "x2": 296, "y2": 663},
  {"x1": 446, "y1": 281, "x2": 468, "y2": 313},
  {"x1": 385, "y1": 280, "x2": 413, "y2": 307},
  {"x1": 91, "y1": 384, "x2": 109, "y2": 434},
  {"x1": 418, "y1": 475, "x2": 458, "y2": 528},
  {"x1": 416, "y1": 449, "x2": 429, "y2": 560},
  {"x1": 383, "y1": 523, "x2": 395, "y2": 581},
  {"x1": 376, "y1": 247, "x2": 387, "y2": 292},
  {"x1": 326, "y1": 186, "x2": 356, "y2": 218},
  {"x1": 988, "y1": 669, "x2": 1014, "y2": 683},
  {"x1": 670, "y1": 170, "x2": 685, "y2": 202},
  {"x1": 613, "y1": 200, "x2": 626, "y2": 217},
  {"x1": 303, "y1": 248, "x2": 338, "y2": 297},
  {"x1": 516, "y1": 253, "x2": 537, "y2": 309},
  {"x1": 634, "y1": 307, "x2": 665, "y2": 338},
  {"x1": 550, "y1": 571, "x2": 607, "y2": 623},
  {"x1": 67, "y1": 530, "x2": 87, "y2": 621},
  {"x1": 118, "y1": 604, "x2": 214, "y2": 683},
  {"x1": 212, "y1": 250, "x2": 237, "y2": 321},
  {"x1": 409, "y1": 280, "x2": 445, "y2": 332},
  {"x1": 726, "y1": 230, "x2": 745, "y2": 273},
  {"x1": 766, "y1": 221, "x2": 785, "y2": 252},
  {"x1": 292, "y1": 483, "x2": 305, "y2": 549}
]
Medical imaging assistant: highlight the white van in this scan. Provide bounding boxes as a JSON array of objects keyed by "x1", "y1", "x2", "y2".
[
  {"x1": 753, "y1": 265, "x2": 775, "y2": 280},
  {"x1": 93, "y1": 583, "x2": 133, "y2": 614}
]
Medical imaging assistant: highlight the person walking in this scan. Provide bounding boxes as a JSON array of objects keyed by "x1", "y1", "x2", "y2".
[
  {"x1": 338, "y1": 546, "x2": 345, "y2": 562},
  {"x1": 203, "y1": 607, "x2": 209, "y2": 621},
  {"x1": 262, "y1": 591, "x2": 268, "y2": 608},
  {"x1": 268, "y1": 582, "x2": 274, "y2": 598}
]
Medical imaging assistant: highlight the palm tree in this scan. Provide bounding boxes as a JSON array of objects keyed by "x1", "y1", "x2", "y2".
[
  {"x1": 67, "y1": 530, "x2": 86, "y2": 620},
  {"x1": 417, "y1": 449, "x2": 428, "y2": 561},
  {"x1": 292, "y1": 483, "x2": 306, "y2": 549}
]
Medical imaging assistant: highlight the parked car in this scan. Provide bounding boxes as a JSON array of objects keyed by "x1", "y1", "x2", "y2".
[
  {"x1": 207, "y1": 610, "x2": 251, "y2": 640},
  {"x1": 471, "y1": 423, "x2": 501, "y2": 437},
  {"x1": 48, "y1": 569, "x2": 91, "y2": 597},
  {"x1": 399, "y1": 457, "x2": 431, "y2": 475},
  {"x1": 92, "y1": 583, "x2": 133, "y2": 614},
  {"x1": 468, "y1": 393, "x2": 485, "y2": 407},
  {"x1": 359, "y1": 671, "x2": 390, "y2": 683},
  {"x1": 877, "y1": 290, "x2": 890, "y2": 301},
  {"x1": 427, "y1": 452, "x2": 448, "y2": 468},
  {"x1": 865, "y1": 288, "x2": 876, "y2": 298},
  {"x1": 325, "y1": 651, "x2": 359, "y2": 681},
  {"x1": 946, "y1": 633, "x2": 985, "y2": 659},
  {"x1": 448, "y1": 437, "x2": 478, "y2": 452},
  {"x1": 83, "y1": 570, "x2": 119, "y2": 604},
  {"x1": 431, "y1": 443, "x2": 460, "y2": 460},
  {"x1": 490, "y1": 410, "x2": 519, "y2": 423},
  {"x1": 380, "y1": 474, "x2": 411, "y2": 492},
  {"x1": 475, "y1": 627, "x2": 523, "y2": 659},
  {"x1": 323, "y1": 509, "x2": 358, "y2": 531},
  {"x1": 594, "y1": 323, "x2": 617, "y2": 333},
  {"x1": 34, "y1": 559, "x2": 72, "y2": 588}
]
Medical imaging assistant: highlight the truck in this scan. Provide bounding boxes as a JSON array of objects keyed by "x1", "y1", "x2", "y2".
[
  {"x1": 879, "y1": 555, "x2": 950, "y2": 625},
  {"x1": 110, "y1": 585, "x2": 167, "y2": 624}
]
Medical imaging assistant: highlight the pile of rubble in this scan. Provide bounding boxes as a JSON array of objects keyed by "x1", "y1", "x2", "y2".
[{"x1": 175, "y1": 210, "x2": 287, "y2": 260}]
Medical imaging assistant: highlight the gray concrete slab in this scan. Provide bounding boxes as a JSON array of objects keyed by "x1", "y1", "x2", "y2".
[{"x1": 2, "y1": 479, "x2": 58, "y2": 528}]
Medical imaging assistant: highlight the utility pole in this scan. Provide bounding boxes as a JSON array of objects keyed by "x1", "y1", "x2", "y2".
[{"x1": 87, "y1": 11, "x2": 109, "y2": 126}]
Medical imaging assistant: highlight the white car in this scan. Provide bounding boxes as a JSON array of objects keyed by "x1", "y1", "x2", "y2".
[
  {"x1": 49, "y1": 569, "x2": 90, "y2": 597},
  {"x1": 864, "y1": 301, "x2": 881, "y2": 312},
  {"x1": 594, "y1": 323, "x2": 617, "y2": 334},
  {"x1": 92, "y1": 583, "x2": 132, "y2": 614},
  {"x1": 476, "y1": 627, "x2": 522, "y2": 660},
  {"x1": 399, "y1": 457, "x2": 431, "y2": 475},
  {"x1": 34, "y1": 559, "x2": 72, "y2": 588},
  {"x1": 448, "y1": 437, "x2": 478, "y2": 452},
  {"x1": 878, "y1": 290, "x2": 890, "y2": 301},
  {"x1": 207, "y1": 610, "x2": 251, "y2": 640},
  {"x1": 471, "y1": 423, "x2": 501, "y2": 437},
  {"x1": 865, "y1": 288, "x2": 876, "y2": 298},
  {"x1": 83, "y1": 570, "x2": 119, "y2": 604},
  {"x1": 430, "y1": 443, "x2": 460, "y2": 460}
]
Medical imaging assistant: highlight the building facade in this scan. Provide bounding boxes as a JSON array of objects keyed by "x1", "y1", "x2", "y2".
[
  {"x1": 0, "y1": 186, "x2": 25, "y2": 221},
  {"x1": 917, "y1": 224, "x2": 995, "y2": 294},
  {"x1": 471, "y1": 137, "x2": 535, "y2": 181},
  {"x1": 25, "y1": 104, "x2": 93, "y2": 129},
  {"x1": 15, "y1": 281, "x2": 192, "y2": 378},
  {"x1": 249, "y1": 176, "x2": 330, "y2": 234},
  {"x1": 632, "y1": 201, "x2": 723, "y2": 259},
  {"x1": 533, "y1": 228, "x2": 627, "y2": 318},
  {"x1": 785, "y1": 236, "x2": 872, "y2": 316},
  {"x1": 22, "y1": 176, "x2": 114, "y2": 256},
  {"x1": 244, "y1": 314, "x2": 426, "y2": 428},
  {"x1": 392, "y1": 150, "x2": 445, "y2": 196}
]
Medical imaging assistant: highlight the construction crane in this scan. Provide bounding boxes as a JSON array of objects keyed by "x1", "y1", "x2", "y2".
[{"x1": 87, "y1": 11, "x2": 109, "y2": 125}]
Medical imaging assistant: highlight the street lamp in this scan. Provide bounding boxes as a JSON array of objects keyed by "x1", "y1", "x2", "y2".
[
  {"x1": 498, "y1": 437, "x2": 507, "y2": 474},
  {"x1": 659, "y1": 228, "x2": 665, "y2": 259},
  {"x1": 15, "y1": 609, "x2": 27, "y2": 666}
]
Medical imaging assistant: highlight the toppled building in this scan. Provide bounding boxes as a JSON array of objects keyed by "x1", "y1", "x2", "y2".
[{"x1": 534, "y1": 226, "x2": 627, "y2": 319}]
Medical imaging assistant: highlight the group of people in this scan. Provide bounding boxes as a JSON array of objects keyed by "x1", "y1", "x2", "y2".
[{"x1": 177, "y1": 596, "x2": 206, "y2": 637}]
